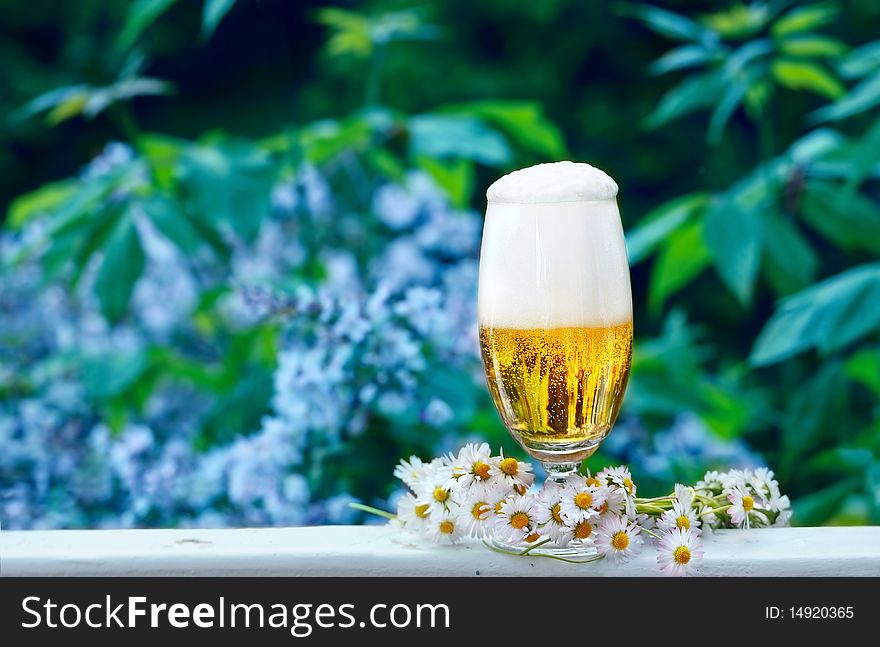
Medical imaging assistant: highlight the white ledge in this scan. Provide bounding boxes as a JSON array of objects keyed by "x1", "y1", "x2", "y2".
[{"x1": 2, "y1": 526, "x2": 879, "y2": 577}]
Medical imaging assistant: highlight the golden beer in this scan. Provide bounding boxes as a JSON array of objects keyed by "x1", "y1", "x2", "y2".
[{"x1": 479, "y1": 323, "x2": 632, "y2": 449}]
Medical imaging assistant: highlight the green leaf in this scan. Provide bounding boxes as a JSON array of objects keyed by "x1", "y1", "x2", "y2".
[
  {"x1": 617, "y1": 3, "x2": 712, "y2": 42},
  {"x1": 649, "y1": 44, "x2": 720, "y2": 76},
  {"x1": 625, "y1": 192, "x2": 710, "y2": 264},
  {"x1": 178, "y1": 142, "x2": 274, "y2": 243},
  {"x1": 649, "y1": 220, "x2": 711, "y2": 312},
  {"x1": 645, "y1": 72, "x2": 724, "y2": 129},
  {"x1": 845, "y1": 348, "x2": 880, "y2": 396},
  {"x1": 142, "y1": 195, "x2": 203, "y2": 254},
  {"x1": 416, "y1": 156, "x2": 473, "y2": 209},
  {"x1": 751, "y1": 263, "x2": 880, "y2": 365},
  {"x1": 94, "y1": 211, "x2": 146, "y2": 324},
  {"x1": 800, "y1": 183, "x2": 880, "y2": 254},
  {"x1": 772, "y1": 59, "x2": 845, "y2": 99},
  {"x1": 778, "y1": 35, "x2": 848, "y2": 59},
  {"x1": 838, "y1": 40, "x2": 880, "y2": 79},
  {"x1": 771, "y1": 2, "x2": 837, "y2": 38},
  {"x1": 702, "y1": 3, "x2": 775, "y2": 39},
  {"x1": 201, "y1": 0, "x2": 236, "y2": 40},
  {"x1": 761, "y1": 210, "x2": 819, "y2": 295},
  {"x1": 703, "y1": 199, "x2": 763, "y2": 305},
  {"x1": 81, "y1": 350, "x2": 149, "y2": 400},
  {"x1": 793, "y1": 479, "x2": 857, "y2": 526},
  {"x1": 707, "y1": 80, "x2": 747, "y2": 144},
  {"x1": 810, "y1": 71, "x2": 880, "y2": 122},
  {"x1": 439, "y1": 100, "x2": 566, "y2": 158},
  {"x1": 6, "y1": 180, "x2": 77, "y2": 229},
  {"x1": 408, "y1": 115, "x2": 511, "y2": 167},
  {"x1": 118, "y1": 0, "x2": 179, "y2": 50}
]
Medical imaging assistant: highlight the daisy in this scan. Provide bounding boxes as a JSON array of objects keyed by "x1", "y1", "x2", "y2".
[
  {"x1": 450, "y1": 442, "x2": 497, "y2": 493},
  {"x1": 457, "y1": 481, "x2": 507, "y2": 539},
  {"x1": 719, "y1": 469, "x2": 750, "y2": 491},
  {"x1": 595, "y1": 484, "x2": 625, "y2": 517},
  {"x1": 600, "y1": 465, "x2": 637, "y2": 516},
  {"x1": 416, "y1": 462, "x2": 457, "y2": 516},
  {"x1": 559, "y1": 477, "x2": 604, "y2": 523},
  {"x1": 657, "y1": 528, "x2": 703, "y2": 576},
  {"x1": 489, "y1": 450, "x2": 535, "y2": 491},
  {"x1": 427, "y1": 511, "x2": 464, "y2": 544},
  {"x1": 658, "y1": 501, "x2": 700, "y2": 534},
  {"x1": 697, "y1": 504, "x2": 718, "y2": 534},
  {"x1": 695, "y1": 470, "x2": 724, "y2": 492},
  {"x1": 583, "y1": 469, "x2": 603, "y2": 489},
  {"x1": 674, "y1": 483, "x2": 694, "y2": 509},
  {"x1": 534, "y1": 481, "x2": 574, "y2": 547},
  {"x1": 565, "y1": 517, "x2": 595, "y2": 543},
  {"x1": 396, "y1": 492, "x2": 431, "y2": 530},
  {"x1": 495, "y1": 493, "x2": 539, "y2": 544},
  {"x1": 725, "y1": 486, "x2": 756, "y2": 528},
  {"x1": 594, "y1": 513, "x2": 642, "y2": 563},
  {"x1": 393, "y1": 455, "x2": 428, "y2": 490}
]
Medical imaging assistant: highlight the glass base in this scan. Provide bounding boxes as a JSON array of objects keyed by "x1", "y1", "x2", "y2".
[{"x1": 491, "y1": 535, "x2": 598, "y2": 558}]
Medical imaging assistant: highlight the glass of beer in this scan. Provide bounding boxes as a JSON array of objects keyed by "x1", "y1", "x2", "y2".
[{"x1": 478, "y1": 162, "x2": 633, "y2": 551}]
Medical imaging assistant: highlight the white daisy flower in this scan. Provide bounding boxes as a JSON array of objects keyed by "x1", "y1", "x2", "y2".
[
  {"x1": 599, "y1": 465, "x2": 637, "y2": 516},
  {"x1": 719, "y1": 469, "x2": 751, "y2": 491},
  {"x1": 725, "y1": 486, "x2": 756, "y2": 528},
  {"x1": 632, "y1": 512, "x2": 657, "y2": 532},
  {"x1": 658, "y1": 501, "x2": 700, "y2": 534},
  {"x1": 393, "y1": 455, "x2": 428, "y2": 490},
  {"x1": 595, "y1": 484, "x2": 626, "y2": 517},
  {"x1": 450, "y1": 442, "x2": 497, "y2": 494},
  {"x1": 772, "y1": 496, "x2": 792, "y2": 527},
  {"x1": 559, "y1": 477, "x2": 604, "y2": 523},
  {"x1": 695, "y1": 470, "x2": 724, "y2": 492},
  {"x1": 565, "y1": 517, "x2": 596, "y2": 544},
  {"x1": 674, "y1": 483, "x2": 695, "y2": 509},
  {"x1": 416, "y1": 462, "x2": 457, "y2": 516},
  {"x1": 457, "y1": 481, "x2": 508, "y2": 539},
  {"x1": 583, "y1": 469, "x2": 603, "y2": 489},
  {"x1": 495, "y1": 493, "x2": 539, "y2": 544},
  {"x1": 594, "y1": 513, "x2": 642, "y2": 563},
  {"x1": 396, "y1": 492, "x2": 431, "y2": 530},
  {"x1": 427, "y1": 511, "x2": 464, "y2": 544},
  {"x1": 534, "y1": 481, "x2": 574, "y2": 547},
  {"x1": 657, "y1": 527, "x2": 703, "y2": 577},
  {"x1": 489, "y1": 451, "x2": 535, "y2": 491}
]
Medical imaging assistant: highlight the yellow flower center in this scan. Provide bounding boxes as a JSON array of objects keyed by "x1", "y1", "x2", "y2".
[
  {"x1": 415, "y1": 504, "x2": 430, "y2": 519},
  {"x1": 524, "y1": 532, "x2": 541, "y2": 543},
  {"x1": 674, "y1": 545, "x2": 691, "y2": 564},
  {"x1": 513, "y1": 484, "x2": 527, "y2": 496},
  {"x1": 433, "y1": 487, "x2": 449, "y2": 503},
  {"x1": 495, "y1": 500, "x2": 505, "y2": 515},
  {"x1": 742, "y1": 495, "x2": 754, "y2": 512},
  {"x1": 510, "y1": 512, "x2": 530, "y2": 529},
  {"x1": 574, "y1": 520, "x2": 592, "y2": 540},
  {"x1": 586, "y1": 476, "x2": 602, "y2": 488},
  {"x1": 551, "y1": 502, "x2": 564, "y2": 524},
  {"x1": 439, "y1": 520, "x2": 455, "y2": 535},
  {"x1": 574, "y1": 492, "x2": 593, "y2": 509},
  {"x1": 500, "y1": 458, "x2": 519, "y2": 476},
  {"x1": 612, "y1": 531, "x2": 629, "y2": 551},
  {"x1": 471, "y1": 502, "x2": 488, "y2": 520},
  {"x1": 676, "y1": 515, "x2": 690, "y2": 530},
  {"x1": 623, "y1": 477, "x2": 634, "y2": 493},
  {"x1": 473, "y1": 461, "x2": 491, "y2": 480}
]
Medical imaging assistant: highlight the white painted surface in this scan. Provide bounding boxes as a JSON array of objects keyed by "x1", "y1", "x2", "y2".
[{"x1": 1, "y1": 526, "x2": 878, "y2": 577}]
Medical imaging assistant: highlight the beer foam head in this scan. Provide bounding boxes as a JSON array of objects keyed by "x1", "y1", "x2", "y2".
[
  {"x1": 486, "y1": 161, "x2": 618, "y2": 204},
  {"x1": 478, "y1": 186, "x2": 632, "y2": 329}
]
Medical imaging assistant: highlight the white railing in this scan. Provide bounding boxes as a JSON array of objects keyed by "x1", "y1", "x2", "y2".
[{"x1": 2, "y1": 526, "x2": 879, "y2": 576}]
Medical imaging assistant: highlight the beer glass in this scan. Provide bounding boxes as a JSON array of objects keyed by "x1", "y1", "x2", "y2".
[{"x1": 478, "y1": 162, "x2": 633, "y2": 549}]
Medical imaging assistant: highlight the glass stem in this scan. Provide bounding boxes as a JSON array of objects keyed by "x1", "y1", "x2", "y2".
[{"x1": 543, "y1": 461, "x2": 581, "y2": 484}]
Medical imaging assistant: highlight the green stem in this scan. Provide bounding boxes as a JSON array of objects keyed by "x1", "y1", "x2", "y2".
[
  {"x1": 349, "y1": 502, "x2": 396, "y2": 521},
  {"x1": 519, "y1": 537, "x2": 553, "y2": 556},
  {"x1": 482, "y1": 540, "x2": 604, "y2": 565}
]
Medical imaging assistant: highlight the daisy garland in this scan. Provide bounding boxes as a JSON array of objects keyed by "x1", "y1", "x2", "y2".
[{"x1": 359, "y1": 444, "x2": 791, "y2": 576}]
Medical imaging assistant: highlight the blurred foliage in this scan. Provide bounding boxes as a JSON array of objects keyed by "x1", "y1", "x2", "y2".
[{"x1": 1, "y1": 0, "x2": 879, "y2": 529}]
